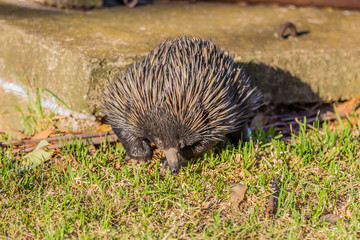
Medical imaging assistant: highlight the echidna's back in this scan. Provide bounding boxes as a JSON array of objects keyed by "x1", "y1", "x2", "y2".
[{"x1": 104, "y1": 36, "x2": 261, "y2": 142}]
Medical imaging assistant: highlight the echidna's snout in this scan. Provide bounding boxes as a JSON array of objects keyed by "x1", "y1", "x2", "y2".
[{"x1": 164, "y1": 148, "x2": 180, "y2": 175}]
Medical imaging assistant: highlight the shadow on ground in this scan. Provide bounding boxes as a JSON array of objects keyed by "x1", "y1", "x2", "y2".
[{"x1": 241, "y1": 62, "x2": 321, "y2": 106}]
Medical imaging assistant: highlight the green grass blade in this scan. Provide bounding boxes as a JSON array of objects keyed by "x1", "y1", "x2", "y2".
[
  {"x1": 333, "y1": 106, "x2": 345, "y2": 130},
  {"x1": 36, "y1": 87, "x2": 44, "y2": 117},
  {"x1": 40, "y1": 87, "x2": 72, "y2": 110}
]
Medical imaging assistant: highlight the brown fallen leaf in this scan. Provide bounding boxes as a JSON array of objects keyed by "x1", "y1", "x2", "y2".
[
  {"x1": 329, "y1": 115, "x2": 359, "y2": 129},
  {"x1": 113, "y1": 161, "x2": 121, "y2": 170},
  {"x1": 230, "y1": 183, "x2": 247, "y2": 212},
  {"x1": 335, "y1": 95, "x2": 360, "y2": 116},
  {"x1": 96, "y1": 124, "x2": 112, "y2": 132},
  {"x1": 322, "y1": 214, "x2": 339, "y2": 224},
  {"x1": 32, "y1": 128, "x2": 54, "y2": 139}
]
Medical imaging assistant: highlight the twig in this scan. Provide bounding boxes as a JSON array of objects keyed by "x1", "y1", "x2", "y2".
[
  {"x1": 11, "y1": 134, "x2": 118, "y2": 154},
  {"x1": 256, "y1": 111, "x2": 354, "y2": 132},
  {"x1": 265, "y1": 176, "x2": 279, "y2": 218},
  {"x1": 1, "y1": 131, "x2": 118, "y2": 154},
  {"x1": 1, "y1": 131, "x2": 116, "y2": 147}
]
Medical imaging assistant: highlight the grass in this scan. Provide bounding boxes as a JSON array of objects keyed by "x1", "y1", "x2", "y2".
[
  {"x1": 15, "y1": 86, "x2": 71, "y2": 136},
  {"x1": 0, "y1": 119, "x2": 360, "y2": 239},
  {"x1": 3, "y1": 68, "x2": 71, "y2": 136}
]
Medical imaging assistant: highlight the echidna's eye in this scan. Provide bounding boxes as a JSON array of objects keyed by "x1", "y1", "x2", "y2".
[{"x1": 154, "y1": 137, "x2": 164, "y2": 149}]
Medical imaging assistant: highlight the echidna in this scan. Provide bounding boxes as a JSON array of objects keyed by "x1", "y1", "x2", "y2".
[{"x1": 103, "y1": 36, "x2": 262, "y2": 175}]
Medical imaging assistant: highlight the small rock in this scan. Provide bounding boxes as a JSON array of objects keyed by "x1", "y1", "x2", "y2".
[{"x1": 230, "y1": 183, "x2": 247, "y2": 212}]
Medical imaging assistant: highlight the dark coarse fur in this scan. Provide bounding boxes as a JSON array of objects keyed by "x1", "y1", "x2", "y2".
[{"x1": 103, "y1": 36, "x2": 262, "y2": 174}]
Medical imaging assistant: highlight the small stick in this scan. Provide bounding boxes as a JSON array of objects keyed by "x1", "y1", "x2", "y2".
[
  {"x1": 1, "y1": 131, "x2": 116, "y2": 147},
  {"x1": 265, "y1": 176, "x2": 279, "y2": 218},
  {"x1": 9, "y1": 134, "x2": 118, "y2": 154},
  {"x1": 278, "y1": 22, "x2": 298, "y2": 39}
]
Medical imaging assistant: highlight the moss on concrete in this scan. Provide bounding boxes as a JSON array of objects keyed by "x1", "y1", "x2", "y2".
[
  {"x1": 0, "y1": 0, "x2": 359, "y2": 119},
  {"x1": 87, "y1": 61, "x2": 122, "y2": 116}
]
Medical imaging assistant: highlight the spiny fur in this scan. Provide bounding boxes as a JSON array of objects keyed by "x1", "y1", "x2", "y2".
[{"x1": 103, "y1": 36, "x2": 261, "y2": 163}]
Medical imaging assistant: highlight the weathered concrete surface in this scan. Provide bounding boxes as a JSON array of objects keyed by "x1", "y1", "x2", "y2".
[
  {"x1": 0, "y1": 0, "x2": 359, "y2": 123},
  {"x1": 0, "y1": 87, "x2": 28, "y2": 136},
  {"x1": 40, "y1": 0, "x2": 102, "y2": 9}
]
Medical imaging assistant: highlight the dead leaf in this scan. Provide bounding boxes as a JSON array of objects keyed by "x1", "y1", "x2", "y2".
[
  {"x1": 322, "y1": 214, "x2": 339, "y2": 224},
  {"x1": 230, "y1": 183, "x2": 247, "y2": 212},
  {"x1": 96, "y1": 124, "x2": 112, "y2": 132},
  {"x1": 17, "y1": 140, "x2": 53, "y2": 173},
  {"x1": 113, "y1": 161, "x2": 121, "y2": 170},
  {"x1": 32, "y1": 128, "x2": 54, "y2": 139},
  {"x1": 329, "y1": 115, "x2": 359, "y2": 129},
  {"x1": 335, "y1": 95, "x2": 360, "y2": 115}
]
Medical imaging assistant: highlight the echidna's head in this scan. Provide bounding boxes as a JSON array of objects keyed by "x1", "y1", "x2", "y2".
[{"x1": 145, "y1": 114, "x2": 200, "y2": 175}]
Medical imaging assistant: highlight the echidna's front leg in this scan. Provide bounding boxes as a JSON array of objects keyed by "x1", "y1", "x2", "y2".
[
  {"x1": 180, "y1": 140, "x2": 216, "y2": 162},
  {"x1": 112, "y1": 128, "x2": 153, "y2": 163}
]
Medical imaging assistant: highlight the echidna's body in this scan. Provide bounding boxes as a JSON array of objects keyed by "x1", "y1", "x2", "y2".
[{"x1": 103, "y1": 36, "x2": 262, "y2": 174}]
